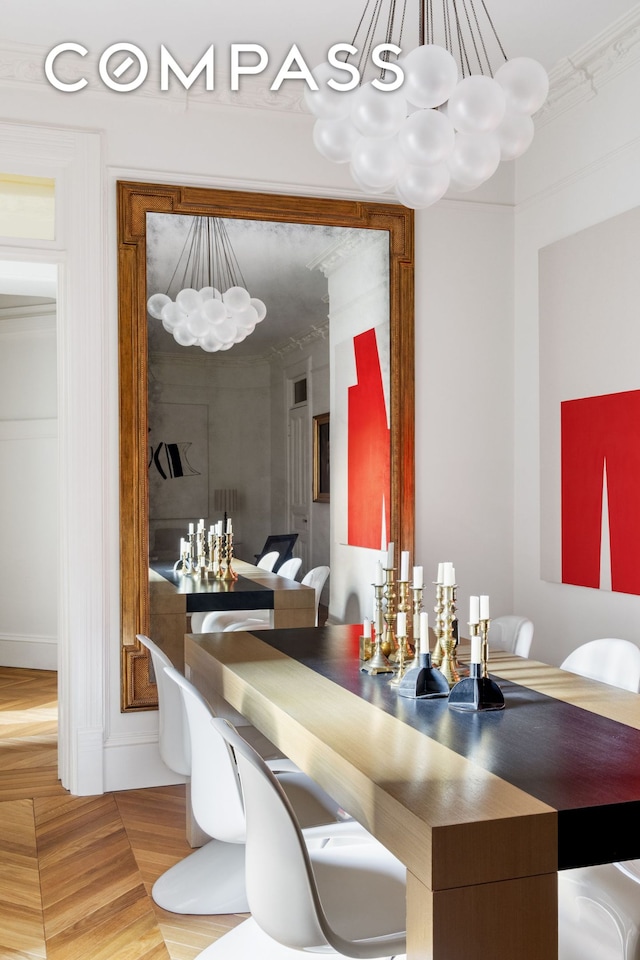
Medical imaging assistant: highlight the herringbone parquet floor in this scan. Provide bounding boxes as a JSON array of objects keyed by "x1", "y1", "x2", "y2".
[{"x1": 0, "y1": 666, "x2": 245, "y2": 960}]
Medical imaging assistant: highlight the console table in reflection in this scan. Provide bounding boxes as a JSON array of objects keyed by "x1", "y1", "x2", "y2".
[{"x1": 149, "y1": 558, "x2": 314, "y2": 670}]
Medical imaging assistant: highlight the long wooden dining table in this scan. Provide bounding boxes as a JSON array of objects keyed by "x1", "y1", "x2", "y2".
[{"x1": 184, "y1": 623, "x2": 640, "y2": 960}]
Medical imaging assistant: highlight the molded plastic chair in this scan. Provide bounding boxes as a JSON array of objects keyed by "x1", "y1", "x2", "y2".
[
  {"x1": 488, "y1": 615, "x2": 534, "y2": 658},
  {"x1": 193, "y1": 718, "x2": 407, "y2": 960},
  {"x1": 136, "y1": 633, "x2": 191, "y2": 775},
  {"x1": 222, "y1": 565, "x2": 330, "y2": 632},
  {"x1": 137, "y1": 633, "x2": 285, "y2": 913},
  {"x1": 257, "y1": 550, "x2": 280, "y2": 572},
  {"x1": 158, "y1": 665, "x2": 364, "y2": 917},
  {"x1": 560, "y1": 638, "x2": 640, "y2": 693},
  {"x1": 276, "y1": 556, "x2": 302, "y2": 580},
  {"x1": 254, "y1": 533, "x2": 298, "y2": 572},
  {"x1": 558, "y1": 637, "x2": 640, "y2": 959}
]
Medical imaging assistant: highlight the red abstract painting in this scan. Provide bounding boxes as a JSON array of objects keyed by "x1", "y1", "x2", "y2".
[
  {"x1": 561, "y1": 389, "x2": 640, "y2": 594},
  {"x1": 347, "y1": 329, "x2": 390, "y2": 548}
]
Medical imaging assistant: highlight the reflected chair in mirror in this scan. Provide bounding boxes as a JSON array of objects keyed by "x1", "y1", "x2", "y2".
[
  {"x1": 253, "y1": 533, "x2": 298, "y2": 572},
  {"x1": 221, "y1": 565, "x2": 330, "y2": 632},
  {"x1": 488, "y1": 615, "x2": 534, "y2": 658},
  {"x1": 191, "y1": 557, "x2": 303, "y2": 635},
  {"x1": 193, "y1": 718, "x2": 407, "y2": 960},
  {"x1": 560, "y1": 638, "x2": 640, "y2": 692},
  {"x1": 558, "y1": 637, "x2": 640, "y2": 960},
  {"x1": 161, "y1": 665, "x2": 369, "y2": 917}
]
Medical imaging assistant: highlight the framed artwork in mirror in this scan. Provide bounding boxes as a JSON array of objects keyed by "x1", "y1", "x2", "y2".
[
  {"x1": 117, "y1": 180, "x2": 414, "y2": 711},
  {"x1": 313, "y1": 413, "x2": 330, "y2": 503}
]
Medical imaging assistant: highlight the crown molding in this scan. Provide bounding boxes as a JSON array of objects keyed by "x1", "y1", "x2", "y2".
[{"x1": 538, "y1": 4, "x2": 640, "y2": 126}]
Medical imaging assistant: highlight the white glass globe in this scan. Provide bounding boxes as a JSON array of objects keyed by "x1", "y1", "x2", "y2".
[
  {"x1": 234, "y1": 305, "x2": 259, "y2": 332},
  {"x1": 176, "y1": 287, "x2": 203, "y2": 313},
  {"x1": 173, "y1": 324, "x2": 197, "y2": 347},
  {"x1": 201, "y1": 297, "x2": 228, "y2": 325},
  {"x1": 304, "y1": 61, "x2": 355, "y2": 120},
  {"x1": 496, "y1": 110, "x2": 534, "y2": 160},
  {"x1": 402, "y1": 44, "x2": 458, "y2": 109},
  {"x1": 494, "y1": 57, "x2": 549, "y2": 116},
  {"x1": 214, "y1": 316, "x2": 237, "y2": 345},
  {"x1": 350, "y1": 135, "x2": 405, "y2": 192},
  {"x1": 448, "y1": 131, "x2": 501, "y2": 186},
  {"x1": 222, "y1": 285, "x2": 251, "y2": 312},
  {"x1": 147, "y1": 293, "x2": 170, "y2": 319},
  {"x1": 398, "y1": 108, "x2": 455, "y2": 165},
  {"x1": 351, "y1": 82, "x2": 407, "y2": 139},
  {"x1": 249, "y1": 297, "x2": 267, "y2": 322},
  {"x1": 198, "y1": 286, "x2": 215, "y2": 301},
  {"x1": 395, "y1": 161, "x2": 451, "y2": 209},
  {"x1": 313, "y1": 116, "x2": 361, "y2": 163},
  {"x1": 447, "y1": 75, "x2": 506, "y2": 134},
  {"x1": 200, "y1": 330, "x2": 223, "y2": 352},
  {"x1": 160, "y1": 301, "x2": 186, "y2": 331},
  {"x1": 186, "y1": 308, "x2": 210, "y2": 339}
]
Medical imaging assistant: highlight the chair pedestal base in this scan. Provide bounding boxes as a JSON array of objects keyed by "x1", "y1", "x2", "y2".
[{"x1": 152, "y1": 838, "x2": 249, "y2": 915}]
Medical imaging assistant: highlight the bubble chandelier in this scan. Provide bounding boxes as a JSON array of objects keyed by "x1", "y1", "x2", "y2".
[
  {"x1": 147, "y1": 216, "x2": 267, "y2": 352},
  {"x1": 305, "y1": 0, "x2": 549, "y2": 209}
]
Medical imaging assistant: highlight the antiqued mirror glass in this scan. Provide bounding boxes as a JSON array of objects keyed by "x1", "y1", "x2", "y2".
[{"x1": 118, "y1": 181, "x2": 414, "y2": 711}]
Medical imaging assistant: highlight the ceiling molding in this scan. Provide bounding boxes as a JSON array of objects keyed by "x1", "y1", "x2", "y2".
[{"x1": 538, "y1": 4, "x2": 640, "y2": 126}]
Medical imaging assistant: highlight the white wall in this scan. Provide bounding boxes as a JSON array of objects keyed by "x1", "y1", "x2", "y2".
[
  {"x1": 0, "y1": 307, "x2": 57, "y2": 668},
  {"x1": 513, "y1": 20, "x2": 640, "y2": 666},
  {"x1": 0, "y1": 42, "x2": 514, "y2": 791}
]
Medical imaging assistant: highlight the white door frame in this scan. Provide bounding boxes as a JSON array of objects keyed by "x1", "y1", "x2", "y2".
[{"x1": 0, "y1": 121, "x2": 107, "y2": 795}]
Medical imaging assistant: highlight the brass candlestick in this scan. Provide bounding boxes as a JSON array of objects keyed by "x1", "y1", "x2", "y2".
[
  {"x1": 438, "y1": 582, "x2": 460, "y2": 687},
  {"x1": 381, "y1": 567, "x2": 398, "y2": 661},
  {"x1": 220, "y1": 532, "x2": 238, "y2": 581},
  {"x1": 389, "y1": 621, "x2": 409, "y2": 686},
  {"x1": 362, "y1": 583, "x2": 393, "y2": 674},
  {"x1": 479, "y1": 617, "x2": 491, "y2": 678},
  {"x1": 395, "y1": 580, "x2": 414, "y2": 662},
  {"x1": 411, "y1": 584, "x2": 423, "y2": 656},
  {"x1": 431, "y1": 582, "x2": 445, "y2": 667}
]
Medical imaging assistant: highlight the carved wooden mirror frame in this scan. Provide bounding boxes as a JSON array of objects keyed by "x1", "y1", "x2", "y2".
[{"x1": 117, "y1": 180, "x2": 415, "y2": 711}]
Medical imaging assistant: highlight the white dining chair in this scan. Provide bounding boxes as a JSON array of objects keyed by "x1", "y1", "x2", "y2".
[
  {"x1": 160, "y1": 665, "x2": 368, "y2": 917},
  {"x1": 488, "y1": 615, "x2": 534, "y2": 658},
  {"x1": 560, "y1": 638, "x2": 640, "y2": 692},
  {"x1": 558, "y1": 637, "x2": 640, "y2": 959},
  {"x1": 137, "y1": 633, "x2": 293, "y2": 913},
  {"x1": 222, "y1": 565, "x2": 330, "y2": 632},
  {"x1": 191, "y1": 717, "x2": 407, "y2": 960}
]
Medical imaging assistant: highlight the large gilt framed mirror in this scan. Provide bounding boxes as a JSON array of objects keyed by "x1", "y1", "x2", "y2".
[{"x1": 118, "y1": 180, "x2": 414, "y2": 711}]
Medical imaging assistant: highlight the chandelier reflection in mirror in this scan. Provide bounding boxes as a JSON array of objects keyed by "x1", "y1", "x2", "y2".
[
  {"x1": 146, "y1": 216, "x2": 267, "y2": 352},
  {"x1": 306, "y1": 0, "x2": 549, "y2": 209}
]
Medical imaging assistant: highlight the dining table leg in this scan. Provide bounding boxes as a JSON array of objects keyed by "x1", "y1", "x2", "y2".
[{"x1": 407, "y1": 870, "x2": 558, "y2": 959}]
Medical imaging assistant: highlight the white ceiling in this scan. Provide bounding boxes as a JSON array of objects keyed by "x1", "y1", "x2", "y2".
[{"x1": 3, "y1": 0, "x2": 638, "y2": 72}]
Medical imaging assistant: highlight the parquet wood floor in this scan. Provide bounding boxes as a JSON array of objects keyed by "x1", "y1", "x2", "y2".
[{"x1": 0, "y1": 667, "x2": 245, "y2": 959}]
